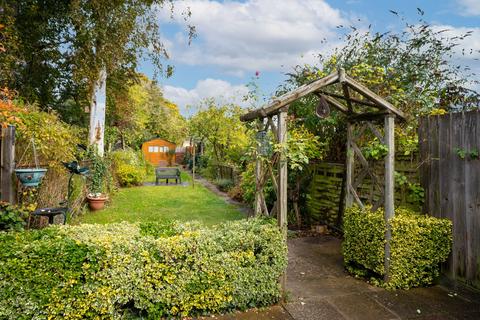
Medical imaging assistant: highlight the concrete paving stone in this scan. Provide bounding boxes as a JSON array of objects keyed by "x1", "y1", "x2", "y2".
[
  {"x1": 214, "y1": 235, "x2": 480, "y2": 320},
  {"x1": 405, "y1": 313, "x2": 455, "y2": 320},
  {"x1": 326, "y1": 292, "x2": 400, "y2": 320},
  {"x1": 287, "y1": 276, "x2": 377, "y2": 299},
  {"x1": 285, "y1": 300, "x2": 347, "y2": 320},
  {"x1": 201, "y1": 306, "x2": 293, "y2": 320},
  {"x1": 460, "y1": 312, "x2": 480, "y2": 320},
  {"x1": 371, "y1": 286, "x2": 480, "y2": 319}
]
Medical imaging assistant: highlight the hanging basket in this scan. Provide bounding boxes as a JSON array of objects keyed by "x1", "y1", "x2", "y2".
[
  {"x1": 15, "y1": 138, "x2": 47, "y2": 187},
  {"x1": 14, "y1": 168, "x2": 47, "y2": 187}
]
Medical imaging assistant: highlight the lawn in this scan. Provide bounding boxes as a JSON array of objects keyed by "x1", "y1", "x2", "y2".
[{"x1": 75, "y1": 172, "x2": 245, "y2": 225}]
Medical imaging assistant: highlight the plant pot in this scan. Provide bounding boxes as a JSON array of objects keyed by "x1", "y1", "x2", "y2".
[
  {"x1": 14, "y1": 168, "x2": 48, "y2": 187},
  {"x1": 86, "y1": 195, "x2": 107, "y2": 211}
]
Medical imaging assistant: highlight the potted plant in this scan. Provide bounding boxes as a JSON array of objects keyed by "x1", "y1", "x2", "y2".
[{"x1": 86, "y1": 147, "x2": 108, "y2": 211}]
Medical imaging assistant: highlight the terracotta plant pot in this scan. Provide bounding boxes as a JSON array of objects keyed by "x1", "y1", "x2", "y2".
[{"x1": 86, "y1": 195, "x2": 107, "y2": 211}]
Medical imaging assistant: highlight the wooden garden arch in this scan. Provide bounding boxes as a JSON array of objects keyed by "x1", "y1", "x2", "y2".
[{"x1": 240, "y1": 68, "x2": 406, "y2": 282}]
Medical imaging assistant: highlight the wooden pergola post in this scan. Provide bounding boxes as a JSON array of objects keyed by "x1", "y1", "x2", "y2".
[
  {"x1": 384, "y1": 114, "x2": 395, "y2": 282},
  {"x1": 345, "y1": 122, "x2": 354, "y2": 208},
  {"x1": 277, "y1": 107, "x2": 288, "y2": 296},
  {"x1": 254, "y1": 148, "x2": 263, "y2": 216},
  {"x1": 277, "y1": 108, "x2": 288, "y2": 237},
  {"x1": 254, "y1": 120, "x2": 265, "y2": 216}
]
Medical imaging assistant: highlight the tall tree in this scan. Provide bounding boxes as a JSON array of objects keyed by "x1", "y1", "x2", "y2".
[
  {"x1": 107, "y1": 74, "x2": 186, "y2": 149},
  {"x1": 0, "y1": 0, "x2": 194, "y2": 153}
]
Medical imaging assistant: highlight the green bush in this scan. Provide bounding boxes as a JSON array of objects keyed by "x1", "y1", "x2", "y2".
[
  {"x1": 110, "y1": 149, "x2": 148, "y2": 187},
  {"x1": 342, "y1": 205, "x2": 452, "y2": 289},
  {"x1": 215, "y1": 179, "x2": 234, "y2": 192},
  {"x1": 0, "y1": 218, "x2": 287, "y2": 319},
  {"x1": 0, "y1": 202, "x2": 29, "y2": 231},
  {"x1": 116, "y1": 163, "x2": 146, "y2": 187}
]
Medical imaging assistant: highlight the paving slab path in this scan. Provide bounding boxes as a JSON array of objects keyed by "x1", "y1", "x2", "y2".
[
  {"x1": 286, "y1": 235, "x2": 480, "y2": 320},
  {"x1": 212, "y1": 235, "x2": 480, "y2": 320}
]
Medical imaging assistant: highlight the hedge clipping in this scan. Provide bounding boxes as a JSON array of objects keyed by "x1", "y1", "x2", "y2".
[
  {"x1": 0, "y1": 218, "x2": 287, "y2": 319},
  {"x1": 342, "y1": 205, "x2": 452, "y2": 289}
]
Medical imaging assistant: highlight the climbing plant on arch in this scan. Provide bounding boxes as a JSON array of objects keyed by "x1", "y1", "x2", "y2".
[{"x1": 240, "y1": 68, "x2": 406, "y2": 283}]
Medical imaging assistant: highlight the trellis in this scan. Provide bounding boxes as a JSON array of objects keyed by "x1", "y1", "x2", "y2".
[{"x1": 240, "y1": 68, "x2": 406, "y2": 282}]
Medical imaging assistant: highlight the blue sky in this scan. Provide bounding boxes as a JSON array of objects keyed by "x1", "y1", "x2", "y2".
[{"x1": 137, "y1": 0, "x2": 480, "y2": 116}]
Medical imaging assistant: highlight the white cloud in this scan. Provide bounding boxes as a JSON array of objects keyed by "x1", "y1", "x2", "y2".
[
  {"x1": 159, "y1": 0, "x2": 348, "y2": 73},
  {"x1": 458, "y1": 0, "x2": 480, "y2": 16},
  {"x1": 162, "y1": 78, "x2": 250, "y2": 116}
]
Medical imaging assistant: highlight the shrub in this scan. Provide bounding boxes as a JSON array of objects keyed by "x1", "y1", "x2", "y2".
[
  {"x1": 3, "y1": 98, "x2": 82, "y2": 209},
  {"x1": 0, "y1": 202, "x2": 29, "y2": 231},
  {"x1": 116, "y1": 163, "x2": 146, "y2": 187},
  {"x1": 0, "y1": 218, "x2": 287, "y2": 319},
  {"x1": 342, "y1": 205, "x2": 452, "y2": 289},
  {"x1": 215, "y1": 178, "x2": 234, "y2": 192},
  {"x1": 110, "y1": 149, "x2": 148, "y2": 187},
  {"x1": 227, "y1": 184, "x2": 244, "y2": 202}
]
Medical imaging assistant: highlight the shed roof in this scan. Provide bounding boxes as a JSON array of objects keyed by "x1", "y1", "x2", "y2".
[{"x1": 142, "y1": 137, "x2": 176, "y2": 145}]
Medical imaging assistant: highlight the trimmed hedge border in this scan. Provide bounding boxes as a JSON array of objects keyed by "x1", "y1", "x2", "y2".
[
  {"x1": 342, "y1": 206, "x2": 452, "y2": 289},
  {"x1": 0, "y1": 218, "x2": 287, "y2": 319}
]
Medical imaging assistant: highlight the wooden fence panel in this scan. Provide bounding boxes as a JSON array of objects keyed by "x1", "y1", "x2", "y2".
[
  {"x1": 420, "y1": 110, "x2": 480, "y2": 288},
  {"x1": 306, "y1": 157, "x2": 420, "y2": 227}
]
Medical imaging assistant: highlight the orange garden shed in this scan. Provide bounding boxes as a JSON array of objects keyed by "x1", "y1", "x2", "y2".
[{"x1": 141, "y1": 138, "x2": 176, "y2": 167}]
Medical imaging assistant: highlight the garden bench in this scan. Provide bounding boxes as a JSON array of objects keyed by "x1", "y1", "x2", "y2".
[{"x1": 155, "y1": 167, "x2": 181, "y2": 185}]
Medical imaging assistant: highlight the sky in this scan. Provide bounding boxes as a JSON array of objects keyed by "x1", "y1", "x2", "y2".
[{"x1": 137, "y1": 0, "x2": 480, "y2": 116}]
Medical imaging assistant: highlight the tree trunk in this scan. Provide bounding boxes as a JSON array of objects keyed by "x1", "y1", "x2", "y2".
[{"x1": 88, "y1": 67, "x2": 107, "y2": 156}]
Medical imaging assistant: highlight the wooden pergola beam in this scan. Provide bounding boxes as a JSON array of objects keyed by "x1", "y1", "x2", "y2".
[
  {"x1": 315, "y1": 93, "x2": 349, "y2": 113},
  {"x1": 347, "y1": 112, "x2": 389, "y2": 122},
  {"x1": 345, "y1": 75, "x2": 406, "y2": 120},
  {"x1": 240, "y1": 71, "x2": 339, "y2": 122},
  {"x1": 317, "y1": 90, "x2": 379, "y2": 108}
]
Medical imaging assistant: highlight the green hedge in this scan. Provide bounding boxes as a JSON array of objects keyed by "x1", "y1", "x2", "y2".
[
  {"x1": 110, "y1": 149, "x2": 148, "y2": 187},
  {"x1": 342, "y1": 206, "x2": 452, "y2": 289},
  {"x1": 0, "y1": 218, "x2": 287, "y2": 319}
]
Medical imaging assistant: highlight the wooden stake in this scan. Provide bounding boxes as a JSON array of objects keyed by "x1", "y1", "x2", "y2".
[
  {"x1": 384, "y1": 114, "x2": 395, "y2": 283},
  {"x1": 1, "y1": 126, "x2": 15, "y2": 204},
  {"x1": 192, "y1": 142, "x2": 196, "y2": 188}
]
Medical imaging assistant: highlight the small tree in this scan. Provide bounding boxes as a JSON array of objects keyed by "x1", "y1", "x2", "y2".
[{"x1": 189, "y1": 101, "x2": 250, "y2": 169}]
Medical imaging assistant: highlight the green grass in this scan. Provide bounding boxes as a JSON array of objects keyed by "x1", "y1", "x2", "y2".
[{"x1": 75, "y1": 172, "x2": 245, "y2": 226}]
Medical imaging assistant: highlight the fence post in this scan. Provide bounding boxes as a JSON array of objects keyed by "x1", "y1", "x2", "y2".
[{"x1": 1, "y1": 125, "x2": 16, "y2": 203}]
